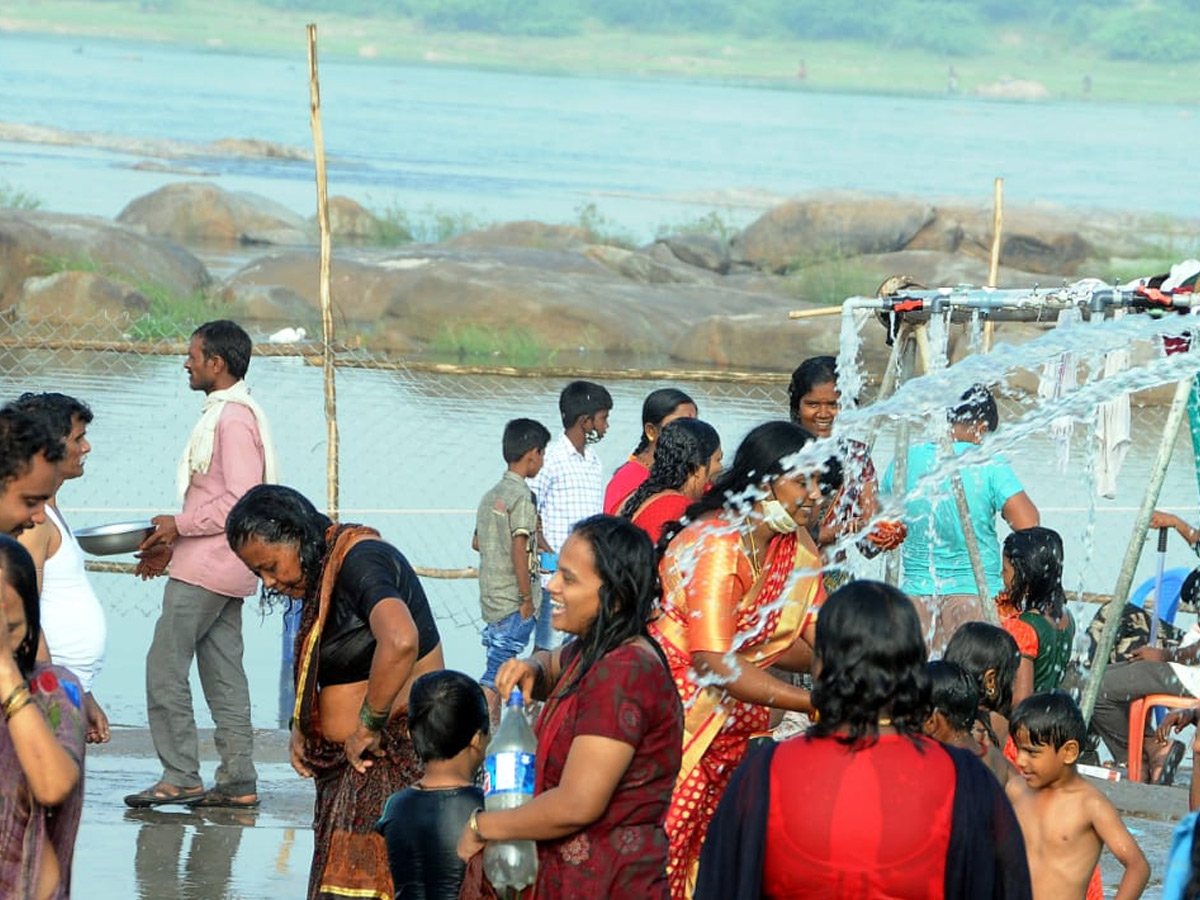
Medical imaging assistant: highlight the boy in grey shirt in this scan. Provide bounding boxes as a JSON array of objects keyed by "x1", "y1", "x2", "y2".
[{"x1": 472, "y1": 418, "x2": 550, "y2": 724}]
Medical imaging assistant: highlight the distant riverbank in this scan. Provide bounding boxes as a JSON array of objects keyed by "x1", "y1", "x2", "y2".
[{"x1": 5, "y1": 0, "x2": 1200, "y2": 105}]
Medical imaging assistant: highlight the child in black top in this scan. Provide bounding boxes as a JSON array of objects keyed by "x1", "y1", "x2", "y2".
[{"x1": 376, "y1": 671, "x2": 489, "y2": 900}]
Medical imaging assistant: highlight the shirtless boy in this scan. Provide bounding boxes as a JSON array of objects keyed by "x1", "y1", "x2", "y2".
[{"x1": 1007, "y1": 692, "x2": 1148, "y2": 900}]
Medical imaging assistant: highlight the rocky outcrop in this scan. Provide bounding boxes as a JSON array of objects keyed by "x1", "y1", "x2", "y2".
[
  {"x1": 654, "y1": 233, "x2": 731, "y2": 274},
  {"x1": 218, "y1": 246, "x2": 800, "y2": 357},
  {"x1": 117, "y1": 182, "x2": 310, "y2": 245},
  {"x1": 732, "y1": 193, "x2": 936, "y2": 272},
  {"x1": 15, "y1": 272, "x2": 149, "y2": 335},
  {"x1": 446, "y1": 221, "x2": 591, "y2": 252},
  {"x1": 325, "y1": 196, "x2": 383, "y2": 240},
  {"x1": 0, "y1": 208, "x2": 211, "y2": 309}
]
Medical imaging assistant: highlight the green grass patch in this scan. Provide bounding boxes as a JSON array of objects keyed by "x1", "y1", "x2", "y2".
[
  {"x1": 781, "y1": 255, "x2": 882, "y2": 305},
  {"x1": 430, "y1": 322, "x2": 556, "y2": 366},
  {"x1": 0, "y1": 182, "x2": 43, "y2": 210},
  {"x1": 575, "y1": 202, "x2": 636, "y2": 248},
  {"x1": 365, "y1": 200, "x2": 484, "y2": 246}
]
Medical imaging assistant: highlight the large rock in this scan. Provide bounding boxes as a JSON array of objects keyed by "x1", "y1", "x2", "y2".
[
  {"x1": 117, "y1": 182, "x2": 310, "y2": 245},
  {"x1": 732, "y1": 193, "x2": 936, "y2": 272},
  {"x1": 218, "y1": 246, "x2": 801, "y2": 360},
  {"x1": 446, "y1": 221, "x2": 591, "y2": 252},
  {"x1": 584, "y1": 244, "x2": 715, "y2": 285},
  {"x1": 0, "y1": 209, "x2": 211, "y2": 309},
  {"x1": 655, "y1": 233, "x2": 731, "y2": 274},
  {"x1": 325, "y1": 196, "x2": 383, "y2": 240},
  {"x1": 906, "y1": 206, "x2": 1096, "y2": 276},
  {"x1": 670, "y1": 309, "x2": 893, "y2": 373},
  {"x1": 15, "y1": 271, "x2": 150, "y2": 335}
]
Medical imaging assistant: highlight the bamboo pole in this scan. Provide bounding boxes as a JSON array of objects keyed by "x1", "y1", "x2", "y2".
[
  {"x1": 307, "y1": 23, "x2": 340, "y2": 520},
  {"x1": 983, "y1": 176, "x2": 1004, "y2": 352},
  {"x1": 885, "y1": 327, "x2": 917, "y2": 587},
  {"x1": 788, "y1": 306, "x2": 844, "y2": 319},
  {"x1": 1081, "y1": 375, "x2": 1194, "y2": 721},
  {"x1": 913, "y1": 324, "x2": 996, "y2": 623}
]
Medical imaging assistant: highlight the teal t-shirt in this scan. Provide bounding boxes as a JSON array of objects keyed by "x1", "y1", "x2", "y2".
[{"x1": 880, "y1": 441, "x2": 1023, "y2": 597}]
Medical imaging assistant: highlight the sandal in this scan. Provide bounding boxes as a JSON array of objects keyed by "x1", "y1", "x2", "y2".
[
  {"x1": 188, "y1": 786, "x2": 259, "y2": 809},
  {"x1": 1156, "y1": 740, "x2": 1187, "y2": 786},
  {"x1": 124, "y1": 781, "x2": 206, "y2": 809}
]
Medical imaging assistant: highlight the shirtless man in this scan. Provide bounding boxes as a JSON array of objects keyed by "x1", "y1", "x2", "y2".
[
  {"x1": 13, "y1": 393, "x2": 110, "y2": 743},
  {"x1": 1007, "y1": 692, "x2": 1148, "y2": 900}
]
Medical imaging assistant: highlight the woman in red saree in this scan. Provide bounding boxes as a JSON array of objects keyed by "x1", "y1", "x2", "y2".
[
  {"x1": 620, "y1": 418, "x2": 722, "y2": 545},
  {"x1": 604, "y1": 389, "x2": 698, "y2": 516},
  {"x1": 650, "y1": 421, "x2": 827, "y2": 900},
  {"x1": 457, "y1": 515, "x2": 683, "y2": 898}
]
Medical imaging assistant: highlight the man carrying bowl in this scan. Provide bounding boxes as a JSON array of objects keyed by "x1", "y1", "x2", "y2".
[{"x1": 125, "y1": 319, "x2": 279, "y2": 809}]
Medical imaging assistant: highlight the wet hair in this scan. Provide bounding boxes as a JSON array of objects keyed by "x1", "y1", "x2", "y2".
[
  {"x1": 559, "y1": 380, "x2": 612, "y2": 430},
  {"x1": 226, "y1": 484, "x2": 333, "y2": 596},
  {"x1": 193, "y1": 319, "x2": 253, "y2": 379},
  {"x1": 927, "y1": 660, "x2": 979, "y2": 733},
  {"x1": 948, "y1": 383, "x2": 999, "y2": 433},
  {"x1": 810, "y1": 581, "x2": 929, "y2": 745},
  {"x1": 0, "y1": 405, "x2": 65, "y2": 485},
  {"x1": 1004, "y1": 526, "x2": 1066, "y2": 620},
  {"x1": 664, "y1": 421, "x2": 816, "y2": 547},
  {"x1": 944, "y1": 622, "x2": 1020, "y2": 718},
  {"x1": 10, "y1": 392, "x2": 92, "y2": 441},
  {"x1": 0, "y1": 535, "x2": 40, "y2": 677},
  {"x1": 1010, "y1": 691, "x2": 1092, "y2": 752},
  {"x1": 787, "y1": 356, "x2": 838, "y2": 423},
  {"x1": 502, "y1": 418, "x2": 551, "y2": 464},
  {"x1": 631, "y1": 388, "x2": 696, "y2": 456},
  {"x1": 621, "y1": 418, "x2": 720, "y2": 518},
  {"x1": 561, "y1": 515, "x2": 664, "y2": 695},
  {"x1": 408, "y1": 670, "x2": 490, "y2": 763}
]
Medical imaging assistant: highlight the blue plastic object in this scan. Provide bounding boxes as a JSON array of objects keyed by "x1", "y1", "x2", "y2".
[{"x1": 1129, "y1": 566, "x2": 1191, "y2": 627}]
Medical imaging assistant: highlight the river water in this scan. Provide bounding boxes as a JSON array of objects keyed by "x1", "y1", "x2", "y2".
[{"x1": 3, "y1": 32, "x2": 1200, "y2": 237}]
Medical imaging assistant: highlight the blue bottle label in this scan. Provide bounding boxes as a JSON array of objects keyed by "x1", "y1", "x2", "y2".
[{"x1": 484, "y1": 750, "x2": 536, "y2": 795}]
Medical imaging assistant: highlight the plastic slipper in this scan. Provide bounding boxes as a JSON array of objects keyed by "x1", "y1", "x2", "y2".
[
  {"x1": 187, "y1": 788, "x2": 260, "y2": 809},
  {"x1": 1156, "y1": 740, "x2": 1186, "y2": 786},
  {"x1": 124, "y1": 781, "x2": 206, "y2": 809}
]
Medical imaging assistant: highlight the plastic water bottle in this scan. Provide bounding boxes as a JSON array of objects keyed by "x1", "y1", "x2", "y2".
[{"x1": 483, "y1": 687, "x2": 539, "y2": 893}]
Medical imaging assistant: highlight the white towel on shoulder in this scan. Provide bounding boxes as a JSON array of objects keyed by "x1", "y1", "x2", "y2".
[{"x1": 176, "y1": 380, "x2": 280, "y2": 504}]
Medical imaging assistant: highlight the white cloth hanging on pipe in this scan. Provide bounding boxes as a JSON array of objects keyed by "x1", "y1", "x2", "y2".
[
  {"x1": 1095, "y1": 309, "x2": 1131, "y2": 499},
  {"x1": 1038, "y1": 307, "x2": 1080, "y2": 472}
]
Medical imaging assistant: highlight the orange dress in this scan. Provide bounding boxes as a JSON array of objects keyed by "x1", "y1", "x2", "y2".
[{"x1": 650, "y1": 515, "x2": 824, "y2": 900}]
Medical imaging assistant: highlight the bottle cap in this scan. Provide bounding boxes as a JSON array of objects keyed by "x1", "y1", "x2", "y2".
[{"x1": 509, "y1": 687, "x2": 525, "y2": 708}]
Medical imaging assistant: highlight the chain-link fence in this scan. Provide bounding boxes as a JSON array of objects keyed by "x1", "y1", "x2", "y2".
[{"x1": 5, "y1": 309, "x2": 1199, "y2": 727}]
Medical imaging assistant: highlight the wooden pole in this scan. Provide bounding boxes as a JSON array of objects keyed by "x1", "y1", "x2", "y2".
[
  {"x1": 307, "y1": 23, "x2": 340, "y2": 520},
  {"x1": 914, "y1": 324, "x2": 996, "y2": 623},
  {"x1": 983, "y1": 176, "x2": 1004, "y2": 352},
  {"x1": 788, "y1": 306, "x2": 844, "y2": 320},
  {"x1": 1081, "y1": 375, "x2": 1193, "y2": 721}
]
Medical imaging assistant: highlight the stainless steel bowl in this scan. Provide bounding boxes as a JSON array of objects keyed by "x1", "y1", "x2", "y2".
[{"x1": 74, "y1": 521, "x2": 155, "y2": 556}]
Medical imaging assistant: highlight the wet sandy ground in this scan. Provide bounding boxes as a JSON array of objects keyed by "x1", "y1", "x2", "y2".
[{"x1": 78, "y1": 728, "x2": 1191, "y2": 898}]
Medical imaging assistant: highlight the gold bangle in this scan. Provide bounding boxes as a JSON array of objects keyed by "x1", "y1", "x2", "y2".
[
  {"x1": 2, "y1": 684, "x2": 32, "y2": 720},
  {"x1": 469, "y1": 808, "x2": 485, "y2": 841}
]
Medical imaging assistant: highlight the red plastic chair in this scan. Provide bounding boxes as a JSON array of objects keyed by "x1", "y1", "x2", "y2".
[{"x1": 1125, "y1": 693, "x2": 1198, "y2": 783}]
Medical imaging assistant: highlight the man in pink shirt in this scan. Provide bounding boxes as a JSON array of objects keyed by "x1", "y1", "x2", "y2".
[{"x1": 125, "y1": 320, "x2": 278, "y2": 809}]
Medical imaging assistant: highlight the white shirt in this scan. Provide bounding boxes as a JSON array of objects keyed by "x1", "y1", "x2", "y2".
[
  {"x1": 529, "y1": 432, "x2": 603, "y2": 558},
  {"x1": 41, "y1": 504, "x2": 107, "y2": 692}
]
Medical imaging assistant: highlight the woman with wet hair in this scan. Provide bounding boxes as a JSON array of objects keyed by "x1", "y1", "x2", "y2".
[
  {"x1": 696, "y1": 581, "x2": 1031, "y2": 900},
  {"x1": 619, "y1": 418, "x2": 722, "y2": 544},
  {"x1": 457, "y1": 515, "x2": 682, "y2": 898},
  {"x1": 788, "y1": 356, "x2": 901, "y2": 591},
  {"x1": 603, "y1": 388, "x2": 697, "y2": 516},
  {"x1": 226, "y1": 484, "x2": 445, "y2": 900},
  {"x1": 651, "y1": 420, "x2": 826, "y2": 899},
  {"x1": 0, "y1": 534, "x2": 85, "y2": 899},
  {"x1": 945, "y1": 621, "x2": 1021, "y2": 764}
]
